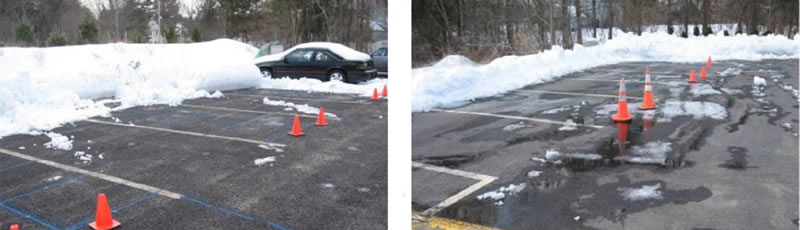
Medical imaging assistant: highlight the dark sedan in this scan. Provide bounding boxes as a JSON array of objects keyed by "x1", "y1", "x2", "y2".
[{"x1": 254, "y1": 43, "x2": 378, "y2": 83}]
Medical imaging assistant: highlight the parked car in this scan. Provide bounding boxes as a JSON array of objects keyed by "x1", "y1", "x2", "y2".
[
  {"x1": 371, "y1": 47, "x2": 387, "y2": 77},
  {"x1": 253, "y1": 42, "x2": 377, "y2": 83}
]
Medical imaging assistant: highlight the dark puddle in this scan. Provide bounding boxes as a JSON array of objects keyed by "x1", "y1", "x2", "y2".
[
  {"x1": 437, "y1": 176, "x2": 712, "y2": 230},
  {"x1": 718, "y1": 146, "x2": 757, "y2": 171},
  {"x1": 413, "y1": 153, "x2": 481, "y2": 168}
]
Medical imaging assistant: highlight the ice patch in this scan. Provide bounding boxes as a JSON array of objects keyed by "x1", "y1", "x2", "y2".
[
  {"x1": 258, "y1": 143, "x2": 286, "y2": 153},
  {"x1": 618, "y1": 183, "x2": 664, "y2": 201},
  {"x1": 660, "y1": 101, "x2": 727, "y2": 121},
  {"x1": 44, "y1": 132, "x2": 72, "y2": 150},
  {"x1": 254, "y1": 156, "x2": 276, "y2": 166},
  {"x1": 46, "y1": 175, "x2": 62, "y2": 182},
  {"x1": 689, "y1": 84, "x2": 721, "y2": 96},
  {"x1": 718, "y1": 67, "x2": 742, "y2": 76},
  {"x1": 502, "y1": 122, "x2": 528, "y2": 131},
  {"x1": 18, "y1": 146, "x2": 25, "y2": 150}
]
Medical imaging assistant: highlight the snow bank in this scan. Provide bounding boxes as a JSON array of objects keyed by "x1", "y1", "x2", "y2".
[
  {"x1": 618, "y1": 183, "x2": 664, "y2": 201},
  {"x1": 412, "y1": 32, "x2": 799, "y2": 111},
  {"x1": 259, "y1": 77, "x2": 387, "y2": 97},
  {"x1": 0, "y1": 39, "x2": 262, "y2": 137}
]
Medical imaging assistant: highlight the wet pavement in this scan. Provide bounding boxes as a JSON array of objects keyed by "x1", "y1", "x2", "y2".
[
  {"x1": 0, "y1": 88, "x2": 387, "y2": 229},
  {"x1": 412, "y1": 60, "x2": 798, "y2": 229}
]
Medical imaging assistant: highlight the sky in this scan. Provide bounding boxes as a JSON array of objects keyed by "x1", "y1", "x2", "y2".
[{"x1": 79, "y1": 0, "x2": 199, "y2": 17}]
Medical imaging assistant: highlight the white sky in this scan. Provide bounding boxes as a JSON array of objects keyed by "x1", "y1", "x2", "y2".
[{"x1": 80, "y1": 0, "x2": 200, "y2": 17}]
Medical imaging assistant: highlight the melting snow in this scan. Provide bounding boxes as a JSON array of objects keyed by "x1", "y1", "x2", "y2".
[
  {"x1": 254, "y1": 156, "x2": 276, "y2": 166},
  {"x1": 44, "y1": 132, "x2": 72, "y2": 150},
  {"x1": 558, "y1": 119, "x2": 578, "y2": 131},
  {"x1": 502, "y1": 122, "x2": 528, "y2": 131},
  {"x1": 527, "y1": 170, "x2": 542, "y2": 178},
  {"x1": 618, "y1": 183, "x2": 664, "y2": 201},
  {"x1": 74, "y1": 151, "x2": 92, "y2": 163},
  {"x1": 477, "y1": 183, "x2": 526, "y2": 205},
  {"x1": 258, "y1": 143, "x2": 286, "y2": 153},
  {"x1": 263, "y1": 97, "x2": 338, "y2": 119},
  {"x1": 615, "y1": 141, "x2": 671, "y2": 165},
  {"x1": 754, "y1": 76, "x2": 767, "y2": 86},
  {"x1": 545, "y1": 149, "x2": 602, "y2": 161},
  {"x1": 660, "y1": 101, "x2": 727, "y2": 121}
]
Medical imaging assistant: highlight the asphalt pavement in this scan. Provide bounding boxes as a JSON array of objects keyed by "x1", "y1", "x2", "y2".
[
  {"x1": 412, "y1": 59, "x2": 798, "y2": 230},
  {"x1": 0, "y1": 88, "x2": 388, "y2": 230}
]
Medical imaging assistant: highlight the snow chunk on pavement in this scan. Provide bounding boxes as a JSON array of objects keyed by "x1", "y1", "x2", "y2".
[
  {"x1": 44, "y1": 132, "x2": 72, "y2": 150},
  {"x1": 477, "y1": 183, "x2": 527, "y2": 204},
  {"x1": 660, "y1": 101, "x2": 727, "y2": 120},
  {"x1": 263, "y1": 97, "x2": 338, "y2": 119},
  {"x1": 558, "y1": 119, "x2": 579, "y2": 131},
  {"x1": 260, "y1": 78, "x2": 387, "y2": 98},
  {"x1": 527, "y1": 170, "x2": 542, "y2": 178},
  {"x1": 502, "y1": 122, "x2": 527, "y2": 131},
  {"x1": 689, "y1": 84, "x2": 721, "y2": 96},
  {"x1": 74, "y1": 151, "x2": 92, "y2": 163},
  {"x1": 615, "y1": 141, "x2": 671, "y2": 165},
  {"x1": 618, "y1": 183, "x2": 664, "y2": 201},
  {"x1": 754, "y1": 76, "x2": 767, "y2": 86},
  {"x1": 545, "y1": 149, "x2": 602, "y2": 161},
  {"x1": 254, "y1": 156, "x2": 277, "y2": 166}
]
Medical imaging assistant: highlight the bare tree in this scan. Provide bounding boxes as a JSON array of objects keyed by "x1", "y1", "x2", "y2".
[{"x1": 575, "y1": 0, "x2": 582, "y2": 44}]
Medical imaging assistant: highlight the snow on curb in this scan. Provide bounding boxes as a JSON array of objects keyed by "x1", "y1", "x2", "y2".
[{"x1": 412, "y1": 32, "x2": 799, "y2": 111}]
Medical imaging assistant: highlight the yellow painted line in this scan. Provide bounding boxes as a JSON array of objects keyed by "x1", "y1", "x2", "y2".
[{"x1": 413, "y1": 215, "x2": 502, "y2": 230}]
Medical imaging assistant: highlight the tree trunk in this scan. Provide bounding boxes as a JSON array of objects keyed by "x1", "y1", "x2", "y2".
[
  {"x1": 702, "y1": 0, "x2": 710, "y2": 35},
  {"x1": 592, "y1": 0, "x2": 596, "y2": 38},
  {"x1": 575, "y1": 0, "x2": 582, "y2": 44},
  {"x1": 561, "y1": 0, "x2": 571, "y2": 48},
  {"x1": 608, "y1": 0, "x2": 614, "y2": 40}
]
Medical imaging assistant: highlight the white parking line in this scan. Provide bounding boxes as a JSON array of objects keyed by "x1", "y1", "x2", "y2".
[
  {"x1": 412, "y1": 162, "x2": 497, "y2": 216},
  {"x1": 563, "y1": 77, "x2": 689, "y2": 86},
  {"x1": 512, "y1": 89, "x2": 643, "y2": 100},
  {"x1": 0, "y1": 147, "x2": 183, "y2": 199},
  {"x1": 429, "y1": 109, "x2": 604, "y2": 129},
  {"x1": 85, "y1": 119, "x2": 286, "y2": 146},
  {"x1": 224, "y1": 93, "x2": 369, "y2": 105},
  {"x1": 179, "y1": 104, "x2": 316, "y2": 118}
]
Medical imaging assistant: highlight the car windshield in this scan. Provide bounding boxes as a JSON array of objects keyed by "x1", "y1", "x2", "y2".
[{"x1": 372, "y1": 48, "x2": 386, "y2": 57}]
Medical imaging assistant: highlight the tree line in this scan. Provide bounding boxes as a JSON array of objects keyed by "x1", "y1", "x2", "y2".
[
  {"x1": 412, "y1": 0, "x2": 799, "y2": 66},
  {"x1": 0, "y1": 0, "x2": 387, "y2": 52}
]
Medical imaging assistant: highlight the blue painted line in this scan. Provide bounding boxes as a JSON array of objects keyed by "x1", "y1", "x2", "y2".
[
  {"x1": 2, "y1": 174, "x2": 88, "y2": 203},
  {"x1": 180, "y1": 195, "x2": 214, "y2": 208},
  {"x1": 266, "y1": 220, "x2": 295, "y2": 230},
  {"x1": 757, "y1": 147, "x2": 773, "y2": 153},
  {"x1": 0, "y1": 202, "x2": 61, "y2": 230},
  {"x1": 0, "y1": 161, "x2": 34, "y2": 172},
  {"x1": 63, "y1": 192, "x2": 158, "y2": 230},
  {"x1": 216, "y1": 206, "x2": 256, "y2": 221}
]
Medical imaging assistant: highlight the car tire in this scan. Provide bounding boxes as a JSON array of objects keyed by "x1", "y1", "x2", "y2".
[
  {"x1": 260, "y1": 68, "x2": 273, "y2": 78},
  {"x1": 327, "y1": 70, "x2": 348, "y2": 83}
]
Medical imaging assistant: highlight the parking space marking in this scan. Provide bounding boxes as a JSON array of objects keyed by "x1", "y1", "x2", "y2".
[
  {"x1": 412, "y1": 162, "x2": 497, "y2": 216},
  {"x1": 224, "y1": 93, "x2": 370, "y2": 105},
  {"x1": 179, "y1": 104, "x2": 316, "y2": 118},
  {"x1": 0, "y1": 147, "x2": 183, "y2": 199},
  {"x1": 429, "y1": 109, "x2": 604, "y2": 129},
  {"x1": 563, "y1": 77, "x2": 690, "y2": 86},
  {"x1": 85, "y1": 119, "x2": 285, "y2": 146},
  {"x1": 512, "y1": 89, "x2": 643, "y2": 100},
  {"x1": 0, "y1": 161, "x2": 34, "y2": 172}
]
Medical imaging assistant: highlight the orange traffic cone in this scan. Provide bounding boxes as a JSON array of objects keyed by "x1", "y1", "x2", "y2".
[
  {"x1": 640, "y1": 68, "x2": 657, "y2": 110},
  {"x1": 89, "y1": 193, "x2": 120, "y2": 230},
  {"x1": 701, "y1": 66, "x2": 707, "y2": 80},
  {"x1": 612, "y1": 78, "x2": 634, "y2": 122},
  {"x1": 381, "y1": 85, "x2": 388, "y2": 97},
  {"x1": 371, "y1": 88, "x2": 379, "y2": 101},
  {"x1": 616, "y1": 122, "x2": 629, "y2": 152},
  {"x1": 288, "y1": 114, "x2": 305, "y2": 136},
  {"x1": 9, "y1": 224, "x2": 19, "y2": 230},
  {"x1": 688, "y1": 69, "x2": 697, "y2": 83},
  {"x1": 315, "y1": 107, "x2": 328, "y2": 126},
  {"x1": 707, "y1": 56, "x2": 712, "y2": 67}
]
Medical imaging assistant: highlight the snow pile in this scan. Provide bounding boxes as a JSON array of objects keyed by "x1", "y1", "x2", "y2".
[
  {"x1": 0, "y1": 39, "x2": 262, "y2": 137},
  {"x1": 44, "y1": 132, "x2": 73, "y2": 150},
  {"x1": 618, "y1": 183, "x2": 664, "y2": 201},
  {"x1": 412, "y1": 32, "x2": 798, "y2": 111},
  {"x1": 263, "y1": 97, "x2": 338, "y2": 118},
  {"x1": 615, "y1": 141, "x2": 671, "y2": 165},
  {"x1": 660, "y1": 101, "x2": 727, "y2": 121},
  {"x1": 753, "y1": 76, "x2": 767, "y2": 86},
  {"x1": 477, "y1": 183, "x2": 526, "y2": 205},
  {"x1": 260, "y1": 77, "x2": 387, "y2": 97},
  {"x1": 254, "y1": 156, "x2": 277, "y2": 166}
]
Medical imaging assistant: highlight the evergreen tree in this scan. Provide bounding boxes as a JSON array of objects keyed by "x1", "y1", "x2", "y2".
[
  {"x1": 15, "y1": 21, "x2": 34, "y2": 46},
  {"x1": 78, "y1": 12, "x2": 99, "y2": 44},
  {"x1": 191, "y1": 27, "x2": 202, "y2": 42},
  {"x1": 46, "y1": 30, "x2": 67, "y2": 46},
  {"x1": 165, "y1": 26, "x2": 178, "y2": 43},
  {"x1": 693, "y1": 26, "x2": 700, "y2": 36}
]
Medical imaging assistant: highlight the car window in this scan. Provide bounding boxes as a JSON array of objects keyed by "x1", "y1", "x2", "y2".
[
  {"x1": 315, "y1": 52, "x2": 331, "y2": 62},
  {"x1": 372, "y1": 48, "x2": 387, "y2": 57},
  {"x1": 286, "y1": 50, "x2": 315, "y2": 63}
]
